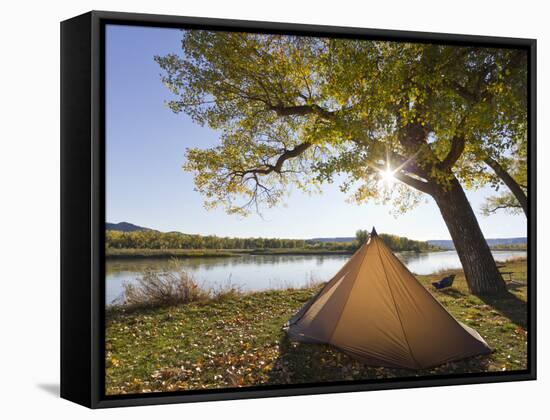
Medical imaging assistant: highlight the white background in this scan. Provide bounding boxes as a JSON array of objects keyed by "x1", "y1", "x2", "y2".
[{"x1": 0, "y1": 0, "x2": 547, "y2": 418}]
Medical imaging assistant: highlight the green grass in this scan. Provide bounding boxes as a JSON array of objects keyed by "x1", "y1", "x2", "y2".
[{"x1": 105, "y1": 259, "x2": 528, "y2": 395}]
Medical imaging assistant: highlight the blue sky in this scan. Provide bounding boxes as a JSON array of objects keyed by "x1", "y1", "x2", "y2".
[{"x1": 105, "y1": 24, "x2": 526, "y2": 241}]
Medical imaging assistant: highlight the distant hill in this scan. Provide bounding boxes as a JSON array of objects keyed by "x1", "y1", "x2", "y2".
[
  {"x1": 427, "y1": 237, "x2": 527, "y2": 250},
  {"x1": 106, "y1": 222, "x2": 152, "y2": 232}
]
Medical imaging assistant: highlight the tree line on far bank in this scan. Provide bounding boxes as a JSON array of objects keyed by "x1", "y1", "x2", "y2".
[
  {"x1": 354, "y1": 229, "x2": 441, "y2": 252},
  {"x1": 106, "y1": 229, "x2": 440, "y2": 253}
]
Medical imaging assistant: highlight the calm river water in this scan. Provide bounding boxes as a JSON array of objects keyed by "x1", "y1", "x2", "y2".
[{"x1": 105, "y1": 250, "x2": 525, "y2": 305}]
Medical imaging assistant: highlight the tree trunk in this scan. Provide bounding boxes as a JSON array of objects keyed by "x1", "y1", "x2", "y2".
[
  {"x1": 431, "y1": 178, "x2": 507, "y2": 295},
  {"x1": 484, "y1": 157, "x2": 528, "y2": 217}
]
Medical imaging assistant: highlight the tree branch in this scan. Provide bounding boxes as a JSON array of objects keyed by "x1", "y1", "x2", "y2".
[
  {"x1": 485, "y1": 203, "x2": 522, "y2": 214},
  {"x1": 351, "y1": 134, "x2": 431, "y2": 181},
  {"x1": 371, "y1": 160, "x2": 434, "y2": 195},
  {"x1": 232, "y1": 142, "x2": 312, "y2": 178},
  {"x1": 484, "y1": 156, "x2": 528, "y2": 216},
  {"x1": 388, "y1": 149, "x2": 431, "y2": 180},
  {"x1": 449, "y1": 81, "x2": 479, "y2": 102},
  {"x1": 392, "y1": 171, "x2": 435, "y2": 195},
  {"x1": 269, "y1": 104, "x2": 337, "y2": 120},
  {"x1": 439, "y1": 133, "x2": 466, "y2": 170}
]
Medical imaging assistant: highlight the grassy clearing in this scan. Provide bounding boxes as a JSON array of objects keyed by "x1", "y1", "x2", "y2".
[{"x1": 105, "y1": 259, "x2": 528, "y2": 395}]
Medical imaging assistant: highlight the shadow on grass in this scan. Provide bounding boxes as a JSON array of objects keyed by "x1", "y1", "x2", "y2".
[
  {"x1": 436, "y1": 288, "x2": 468, "y2": 299},
  {"x1": 433, "y1": 286, "x2": 526, "y2": 330},
  {"x1": 265, "y1": 334, "x2": 390, "y2": 385},
  {"x1": 266, "y1": 334, "x2": 348, "y2": 385},
  {"x1": 266, "y1": 333, "x2": 491, "y2": 386},
  {"x1": 505, "y1": 281, "x2": 526, "y2": 291},
  {"x1": 478, "y1": 291, "x2": 527, "y2": 330}
]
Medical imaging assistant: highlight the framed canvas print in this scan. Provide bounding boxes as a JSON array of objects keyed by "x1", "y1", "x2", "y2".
[{"x1": 60, "y1": 11, "x2": 536, "y2": 408}]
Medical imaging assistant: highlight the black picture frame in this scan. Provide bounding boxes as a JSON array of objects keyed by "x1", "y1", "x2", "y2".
[{"x1": 60, "y1": 10, "x2": 537, "y2": 409}]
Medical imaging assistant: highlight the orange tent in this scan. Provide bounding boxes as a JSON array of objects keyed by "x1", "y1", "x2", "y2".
[{"x1": 285, "y1": 228, "x2": 491, "y2": 369}]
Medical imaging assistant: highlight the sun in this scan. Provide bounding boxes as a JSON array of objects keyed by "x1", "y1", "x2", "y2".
[{"x1": 380, "y1": 168, "x2": 395, "y2": 184}]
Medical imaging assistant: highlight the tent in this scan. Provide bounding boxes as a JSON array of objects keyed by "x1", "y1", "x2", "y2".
[{"x1": 285, "y1": 228, "x2": 491, "y2": 369}]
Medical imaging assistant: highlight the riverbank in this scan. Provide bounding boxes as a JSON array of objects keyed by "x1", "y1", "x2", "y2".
[
  {"x1": 105, "y1": 259, "x2": 527, "y2": 395},
  {"x1": 106, "y1": 247, "x2": 355, "y2": 259}
]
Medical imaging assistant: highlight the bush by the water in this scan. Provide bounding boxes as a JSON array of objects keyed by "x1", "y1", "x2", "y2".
[{"x1": 123, "y1": 267, "x2": 240, "y2": 308}]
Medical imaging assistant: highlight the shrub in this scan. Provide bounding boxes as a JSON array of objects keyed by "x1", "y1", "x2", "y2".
[
  {"x1": 122, "y1": 265, "x2": 242, "y2": 308},
  {"x1": 123, "y1": 269, "x2": 209, "y2": 307}
]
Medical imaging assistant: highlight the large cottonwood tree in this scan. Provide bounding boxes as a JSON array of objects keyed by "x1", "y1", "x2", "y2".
[{"x1": 156, "y1": 32, "x2": 527, "y2": 295}]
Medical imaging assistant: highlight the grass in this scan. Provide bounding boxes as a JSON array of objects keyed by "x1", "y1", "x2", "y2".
[{"x1": 105, "y1": 258, "x2": 528, "y2": 395}]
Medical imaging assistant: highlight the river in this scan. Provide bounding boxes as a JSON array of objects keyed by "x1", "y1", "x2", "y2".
[{"x1": 105, "y1": 250, "x2": 525, "y2": 305}]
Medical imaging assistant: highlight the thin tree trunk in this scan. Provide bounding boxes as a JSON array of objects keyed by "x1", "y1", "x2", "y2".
[
  {"x1": 484, "y1": 157, "x2": 528, "y2": 217},
  {"x1": 431, "y1": 178, "x2": 507, "y2": 295}
]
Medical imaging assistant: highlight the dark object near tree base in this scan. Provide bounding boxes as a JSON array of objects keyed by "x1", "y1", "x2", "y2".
[{"x1": 432, "y1": 274, "x2": 456, "y2": 289}]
